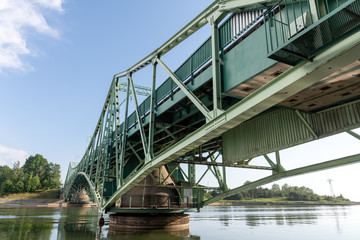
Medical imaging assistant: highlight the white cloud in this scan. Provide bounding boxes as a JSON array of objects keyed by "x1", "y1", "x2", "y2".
[
  {"x1": 0, "y1": 0, "x2": 64, "y2": 72},
  {"x1": 0, "y1": 144, "x2": 28, "y2": 167}
]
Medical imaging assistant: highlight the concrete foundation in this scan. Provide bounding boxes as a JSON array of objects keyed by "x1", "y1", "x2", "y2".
[
  {"x1": 119, "y1": 167, "x2": 180, "y2": 208},
  {"x1": 70, "y1": 189, "x2": 90, "y2": 203},
  {"x1": 109, "y1": 213, "x2": 189, "y2": 231}
]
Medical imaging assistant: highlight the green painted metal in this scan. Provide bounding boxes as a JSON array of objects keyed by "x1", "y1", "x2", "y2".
[
  {"x1": 222, "y1": 24, "x2": 277, "y2": 92},
  {"x1": 223, "y1": 108, "x2": 314, "y2": 163},
  {"x1": 147, "y1": 61, "x2": 157, "y2": 159},
  {"x1": 209, "y1": 153, "x2": 228, "y2": 191},
  {"x1": 63, "y1": 0, "x2": 360, "y2": 213},
  {"x1": 210, "y1": 17, "x2": 223, "y2": 116},
  {"x1": 128, "y1": 74, "x2": 148, "y2": 157},
  {"x1": 223, "y1": 100, "x2": 360, "y2": 163},
  {"x1": 347, "y1": 130, "x2": 360, "y2": 140},
  {"x1": 156, "y1": 58, "x2": 213, "y2": 121},
  {"x1": 107, "y1": 30, "x2": 360, "y2": 210}
]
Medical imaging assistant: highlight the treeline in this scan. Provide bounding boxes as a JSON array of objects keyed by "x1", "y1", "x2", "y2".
[
  {"x1": 0, "y1": 154, "x2": 61, "y2": 196},
  {"x1": 207, "y1": 182, "x2": 350, "y2": 202}
]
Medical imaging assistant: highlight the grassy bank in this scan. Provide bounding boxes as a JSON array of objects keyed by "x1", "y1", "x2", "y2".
[{"x1": 0, "y1": 189, "x2": 60, "y2": 200}]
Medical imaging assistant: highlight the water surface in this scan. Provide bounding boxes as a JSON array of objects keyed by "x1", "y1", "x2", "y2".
[{"x1": 0, "y1": 205, "x2": 359, "y2": 239}]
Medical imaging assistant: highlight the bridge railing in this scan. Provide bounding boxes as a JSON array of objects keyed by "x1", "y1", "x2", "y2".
[
  {"x1": 265, "y1": 0, "x2": 359, "y2": 65},
  {"x1": 115, "y1": 195, "x2": 199, "y2": 209}
]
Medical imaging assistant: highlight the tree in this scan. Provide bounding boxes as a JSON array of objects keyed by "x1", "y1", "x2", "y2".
[
  {"x1": 24, "y1": 173, "x2": 32, "y2": 192},
  {"x1": 3, "y1": 180, "x2": 13, "y2": 193},
  {"x1": 30, "y1": 175, "x2": 41, "y2": 192},
  {"x1": 281, "y1": 183, "x2": 290, "y2": 197},
  {"x1": 23, "y1": 154, "x2": 49, "y2": 186},
  {"x1": 48, "y1": 163, "x2": 61, "y2": 188},
  {"x1": 0, "y1": 153, "x2": 61, "y2": 196},
  {"x1": 0, "y1": 165, "x2": 13, "y2": 183},
  {"x1": 14, "y1": 181, "x2": 24, "y2": 193},
  {"x1": 271, "y1": 184, "x2": 281, "y2": 197}
]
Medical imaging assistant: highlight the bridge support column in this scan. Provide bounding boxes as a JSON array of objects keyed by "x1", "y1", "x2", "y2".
[
  {"x1": 108, "y1": 213, "x2": 189, "y2": 231},
  {"x1": 68, "y1": 189, "x2": 94, "y2": 207}
]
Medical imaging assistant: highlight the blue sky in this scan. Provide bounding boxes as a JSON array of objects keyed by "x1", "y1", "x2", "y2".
[{"x1": 1, "y1": 0, "x2": 360, "y2": 201}]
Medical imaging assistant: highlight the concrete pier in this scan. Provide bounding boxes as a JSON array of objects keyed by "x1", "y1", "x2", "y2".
[{"x1": 109, "y1": 213, "x2": 189, "y2": 231}]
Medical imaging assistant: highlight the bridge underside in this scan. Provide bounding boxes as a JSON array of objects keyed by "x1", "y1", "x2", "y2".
[{"x1": 64, "y1": 0, "x2": 360, "y2": 212}]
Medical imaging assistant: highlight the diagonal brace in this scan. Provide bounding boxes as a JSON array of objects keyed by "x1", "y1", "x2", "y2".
[
  {"x1": 156, "y1": 58, "x2": 212, "y2": 122},
  {"x1": 128, "y1": 74, "x2": 148, "y2": 156}
]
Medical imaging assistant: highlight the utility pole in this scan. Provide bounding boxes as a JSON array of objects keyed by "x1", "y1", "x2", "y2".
[{"x1": 328, "y1": 179, "x2": 335, "y2": 197}]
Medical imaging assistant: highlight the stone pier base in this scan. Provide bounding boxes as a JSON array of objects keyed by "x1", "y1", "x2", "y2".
[{"x1": 109, "y1": 213, "x2": 189, "y2": 231}]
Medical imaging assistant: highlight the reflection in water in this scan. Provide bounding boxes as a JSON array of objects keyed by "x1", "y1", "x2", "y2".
[
  {"x1": 0, "y1": 208, "x2": 56, "y2": 240},
  {"x1": 107, "y1": 228, "x2": 200, "y2": 240},
  {"x1": 57, "y1": 207, "x2": 99, "y2": 239},
  {"x1": 245, "y1": 211, "x2": 318, "y2": 227},
  {"x1": 189, "y1": 205, "x2": 354, "y2": 240}
]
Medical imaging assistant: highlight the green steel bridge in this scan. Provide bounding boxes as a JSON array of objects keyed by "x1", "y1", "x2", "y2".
[{"x1": 64, "y1": 0, "x2": 360, "y2": 213}]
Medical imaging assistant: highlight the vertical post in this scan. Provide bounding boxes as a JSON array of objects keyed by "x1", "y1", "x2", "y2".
[
  {"x1": 210, "y1": 17, "x2": 222, "y2": 117},
  {"x1": 275, "y1": 151, "x2": 285, "y2": 172},
  {"x1": 222, "y1": 165, "x2": 227, "y2": 190},
  {"x1": 279, "y1": 5, "x2": 286, "y2": 43},
  {"x1": 148, "y1": 59, "x2": 157, "y2": 159},
  {"x1": 273, "y1": 11, "x2": 279, "y2": 48},
  {"x1": 114, "y1": 79, "x2": 121, "y2": 188},
  {"x1": 264, "y1": 17, "x2": 269, "y2": 53},
  {"x1": 309, "y1": 0, "x2": 320, "y2": 21},
  {"x1": 275, "y1": 151, "x2": 280, "y2": 166},
  {"x1": 188, "y1": 154, "x2": 196, "y2": 186}
]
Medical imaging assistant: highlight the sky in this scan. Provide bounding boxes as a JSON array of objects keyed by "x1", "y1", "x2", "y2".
[{"x1": 1, "y1": 0, "x2": 360, "y2": 201}]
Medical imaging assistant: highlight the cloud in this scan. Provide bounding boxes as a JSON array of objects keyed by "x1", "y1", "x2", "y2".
[
  {"x1": 0, "y1": 0, "x2": 64, "y2": 72},
  {"x1": 0, "y1": 144, "x2": 28, "y2": 167}
]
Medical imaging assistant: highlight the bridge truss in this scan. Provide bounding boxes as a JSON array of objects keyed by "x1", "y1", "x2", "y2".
[{"x1": 64, "y1": 0, "x2": 360, "y2": 212}]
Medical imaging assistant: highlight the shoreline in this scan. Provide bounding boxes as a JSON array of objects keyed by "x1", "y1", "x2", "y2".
[{"x1": 0, "y1": 199, "x2": 97, "y2": 208}]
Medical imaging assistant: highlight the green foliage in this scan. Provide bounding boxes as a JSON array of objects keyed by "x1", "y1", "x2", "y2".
[
  {"x1": 3, "y1": 180, "x2": 13, "y2": 193},
  {"x1": 218, "y1": 182, "x2": 350, "y2": 203},
  {"x1": 14, "y1": 181, "x2": 24, "y2": 193},
  {"x1": 0, "y1": 154, "x2": 62, "y2": 196},
  {"x1": 30, "y1": 175, "x2": 41, "y2": 192},
  {"x1": 322, "y1": 194, "x2": 350, "y2": 202},
  {"x1": 286, "y1": 186, "x2": 320, "y2": 201}
]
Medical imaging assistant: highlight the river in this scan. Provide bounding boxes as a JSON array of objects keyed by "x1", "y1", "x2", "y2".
[{"x1": 0, "y1": 205, "x2": 359, "y2": 239}]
